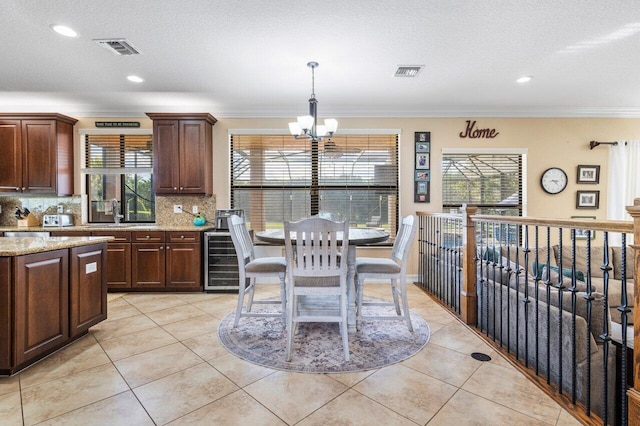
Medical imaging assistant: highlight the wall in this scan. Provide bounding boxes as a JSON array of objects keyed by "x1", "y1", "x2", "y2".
[
  {"x1": 3, "y1": 115, "x2": 635, "y2": 274},
  {"x1": 210, "y1": 117, "x2": 640, "y2": 275}
]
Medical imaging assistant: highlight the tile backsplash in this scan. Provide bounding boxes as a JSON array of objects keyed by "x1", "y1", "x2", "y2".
[
  {"x1": 0, "y1": 195, "x2": 82, "y2": 226},
  {"x1": 0, "y1": 194, "x2": 216, "y2": 227},
  {"x1": 155, "y1": 195, "x2": 216, "y2": 226}
]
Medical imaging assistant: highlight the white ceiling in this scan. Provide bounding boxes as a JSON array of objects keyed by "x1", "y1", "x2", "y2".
[{"x1": 2, "y1": 0, "x2": 640, "y2": 118}]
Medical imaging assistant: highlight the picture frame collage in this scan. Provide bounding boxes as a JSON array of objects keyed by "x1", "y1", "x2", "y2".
[
  {"x1": 414, "y1": 132, "x2": 430, "y2": 202},
  {"x1": 575, "y1": 165, "x2": 600, "y2": 209}
]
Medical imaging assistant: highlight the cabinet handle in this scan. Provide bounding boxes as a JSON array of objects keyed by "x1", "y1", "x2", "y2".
[
  {"x1": 180, "y1": 235, "x2": 185, "y2": 239},
  {"x1": 145, "y1": 235, "x2": 150, "y2": 239},
  {"x1": 166, "y1": 246, "x2": 170, "y2": 250},
  {"x1": 180, "y1": 187, "x2": 184, "y2": 190},
  {"x1": 174, "y1": 187, "x2": 177, "y2": 190},
  {"x1": 160, "y1": 246, "x2": 164, "y2": 250},
  {"x1": 21, "y1": 187, "x2": 25, "y2": 191},
  {"x1": 15, "y1": 187, "x2": 20, "y2": 191}
]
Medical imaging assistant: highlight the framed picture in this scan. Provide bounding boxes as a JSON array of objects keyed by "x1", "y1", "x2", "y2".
[
  {"x1": 577, "y1": 165, "x2": 600, "y2": 184},
  {"x1": 576, "y1": 190, "x2": 599, "y2": 209},
  {"x1": 415, "y1": 153, "x2": 430, "y2": 169},
  {"x1": 415, "y1": 142, "x2": 430, "y2": 153},
  {"x1": 571, "y1": 215, "x2": 596, "y2": 239},
  {"x1": 415, "y1": 132, "x2": 430, "y2": 143},
  {"x1": 415, "y1": 170, "x2": 430, "y2": 181},
  {"x1": 414, "y1": 181, "x2": 429, "y2": 202}
]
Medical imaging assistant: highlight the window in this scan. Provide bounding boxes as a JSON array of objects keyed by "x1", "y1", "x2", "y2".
[
  {"x1": 82, "y1": 133, "x2": 155, "y2": 223},
  {"x1": 442, "y1": 151, "x2": 524, "y2": 216},
  {"x1": 230, "y1": 133, "x2": 398, "y2": 233}
]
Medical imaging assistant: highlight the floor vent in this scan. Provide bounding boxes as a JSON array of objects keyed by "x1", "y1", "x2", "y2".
[
  {"x1": 471, "y1": 352, "x2": 492, "y2": 362},
  {"x1": 394, "y1": 65, "x2": 424, "y2": 77},
  {"x1": 94, "y1": 39, "x2": 141, "y2": 56}
]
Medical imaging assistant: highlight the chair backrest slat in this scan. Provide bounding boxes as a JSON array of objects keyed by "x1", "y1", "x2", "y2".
[
  {"x1": 229, "y1": 214, "x2": 255, "y2": 265},
  {"x1": 285, "y1": 217, "x2": 349, "y2": 278},
  {"x1": 391, "y1": 215, "x2": 417, "y2": 265}
]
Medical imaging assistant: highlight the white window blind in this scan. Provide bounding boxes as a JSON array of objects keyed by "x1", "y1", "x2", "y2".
[
  {"x1": 83, "y1": 134, "x2": 153, "y2": 173},
  {"x1": 442, "y1": 152, "x2": 523, "y2": 216},
  {"x1": 231, "y1": 134, "x2": 398, "y2": 233}
]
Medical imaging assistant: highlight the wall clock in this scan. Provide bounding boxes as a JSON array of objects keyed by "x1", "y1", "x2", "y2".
[{"x1": 540, "y1": 167, "x2": 568, "y2": 194}]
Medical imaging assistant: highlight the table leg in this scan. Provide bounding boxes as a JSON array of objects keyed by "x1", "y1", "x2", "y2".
[{"x1": 347, "y1": 245, "x2": 356, "y2": 332}]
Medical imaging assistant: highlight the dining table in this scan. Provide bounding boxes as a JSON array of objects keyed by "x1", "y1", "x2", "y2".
[{"x1": 255, "y1": 227, "x2": 390, "y2": 331}]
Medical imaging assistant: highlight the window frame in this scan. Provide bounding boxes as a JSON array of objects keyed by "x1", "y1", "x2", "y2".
[
  {"x1": 229, "y1": 128, "x2": 400, "y2": 236},
  {"x1": 80, "y1": 128, "x2": 155, "y2": 224},
  {"x1": 441, "y1": 148, "x2": 528, "y2": 216}
]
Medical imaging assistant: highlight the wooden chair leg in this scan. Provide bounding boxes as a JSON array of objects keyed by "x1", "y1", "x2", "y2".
[
  {"x1": 233, "y1": 277, "x2": 247, "y2": 328},
  {"x1": 400, "y1": 280, "x2": 413, "y2": 332},
  {"x1": 356, "y1": 277, "x2": 364, "y2": 331},
  {"x1": 391, "y1": 279, "x2": 401, "y2": 314},
  {"x1": 340, "y1": 291, "x2": 349, "y2": 361}
]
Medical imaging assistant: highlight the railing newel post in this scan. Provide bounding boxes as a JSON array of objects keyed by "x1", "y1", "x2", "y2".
[{"x1": 460, "y1": 204, "x2": 478, "y2": 325}]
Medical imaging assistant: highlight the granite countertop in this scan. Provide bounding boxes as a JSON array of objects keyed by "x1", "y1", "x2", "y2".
[
  {"x1": 0, "y1": 236, "x2": 113, "y2": 256},
  {"x1": 0, "y1": 224, "x2": 215, "y2": 232}
]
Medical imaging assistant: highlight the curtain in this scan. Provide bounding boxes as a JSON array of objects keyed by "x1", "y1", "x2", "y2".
[{"x1": 607, "y1": 140, "x2": 640, "y2": 244}]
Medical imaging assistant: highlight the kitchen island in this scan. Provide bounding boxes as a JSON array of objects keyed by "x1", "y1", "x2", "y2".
[{"x1": 0, "y1": 236, "x2": 111, "y2": 375}]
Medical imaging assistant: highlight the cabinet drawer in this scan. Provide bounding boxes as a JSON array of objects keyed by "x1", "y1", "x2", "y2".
[
  {"x1": 91, "y1": 231, "x2": 131, "y2": 242},
  {"x1": 167, "y1": 231, "x2": 201, "y2": 243},
  {"x1": 133, "y1": 231, "x2": 165, "y2": 242}
]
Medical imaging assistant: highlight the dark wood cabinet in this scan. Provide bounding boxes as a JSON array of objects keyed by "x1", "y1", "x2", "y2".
[
  {"x1": 131, "y1": 231, "x2": 202, "y2": 290},
  {"x1": 0, "y1": 113, "x2": 77, "y2": 195},
  {"x1": 132, "y1": 243, "x2": 166, "y2": 288},
  {"x1": 14, "y1": 249, "x2": 69, "y2": 367},
  {"x1": 69, "y1": 244, "x2": 107, "y2": 338},
  {"x1": 166, "y1": 231, "x2": 201, "y2": 288},
  {"x1": 0, "y1": 243, "x2": 108, "y2": 375},
  {"x1": 91, "y1": 231, "x2": 132, "y2": 289},
  {"x1": 146, "y1": 113, "x2": 216, "y2": 196}
]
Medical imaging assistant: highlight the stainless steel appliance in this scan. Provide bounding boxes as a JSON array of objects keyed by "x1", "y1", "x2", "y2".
[
  {"x1": 42, "y1": 214, "x2": 74, "y2": 227},
  {"x1": 204, "y1": 231, "x2": 242, "y2": 291},
  {"x1": 214, "y1": 209, "x2": 243, "y2": 230}
]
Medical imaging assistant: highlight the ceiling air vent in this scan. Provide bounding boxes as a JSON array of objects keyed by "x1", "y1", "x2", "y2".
[
  {"x1": 94, "y1": 39, "x2": 141, "y2": 56},
  {"x1": 394, "y1": 65, "x2": 424, "y2": 77}
]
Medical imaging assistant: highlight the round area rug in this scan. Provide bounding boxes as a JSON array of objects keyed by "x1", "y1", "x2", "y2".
[{"x1": 217, "y1": 305, "x2": 430, "y2": 373}]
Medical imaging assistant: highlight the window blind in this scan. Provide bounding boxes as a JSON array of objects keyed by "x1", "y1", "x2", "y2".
[
  {"x1": 231, "y1": 134, "x2": 398, "y2": 232},
  {"x1": 442, "y1": 152, "x2": 523, "y2": 216},
  {"x1": 83, "y1": 134, "x2": 153, "y2": 173}
]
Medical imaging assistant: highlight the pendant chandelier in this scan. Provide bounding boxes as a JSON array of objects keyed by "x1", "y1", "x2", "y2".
[{"x1": 288, "y1": 61, "x2": 338, "y2": 141}]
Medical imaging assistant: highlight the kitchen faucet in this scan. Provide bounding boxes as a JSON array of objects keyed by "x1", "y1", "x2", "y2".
[{"x1": 111, "y1": 199, "x2": 124, "y2": 225}]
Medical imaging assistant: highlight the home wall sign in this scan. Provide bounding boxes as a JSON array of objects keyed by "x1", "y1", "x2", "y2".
[
  {"x1": 459, "y1": 120, "x2": 499, "y2": 139},
  {"x1": 95, "y1": 121, "x2": 141, "y2": 128}
]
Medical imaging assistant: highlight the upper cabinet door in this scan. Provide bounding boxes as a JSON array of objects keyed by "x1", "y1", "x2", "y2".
[
  {"x1": 152, "y1": 119, "x2": 181, "y2": 194},
  {"x1": 147, "y1": 113, "x2": 215, "y2": 196},
  {"x1": 179, "y1": 120, "x2": 208, "y2": 194},
  {"x1": 0, "y1": 120, "x2": 22, "y2": 192},
  {"x1": 22, "y1": 120, "x2": 57, "y2": 193}
]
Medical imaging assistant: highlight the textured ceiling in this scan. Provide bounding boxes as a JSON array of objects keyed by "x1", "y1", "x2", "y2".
[{"x1": 1, "y1": 0, "x2": 639, "y2": 118}]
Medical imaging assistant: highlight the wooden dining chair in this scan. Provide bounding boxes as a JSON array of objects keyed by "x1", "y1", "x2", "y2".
[
  {"x1": 355, "y1": 214, "x2": 417, "y2": 331},
  {"x1": 228, "y1": 214, "x2": 287, "y2": 327},
  {"x1": 284, "y1": 217, "x2": 350, "y2": 361}
]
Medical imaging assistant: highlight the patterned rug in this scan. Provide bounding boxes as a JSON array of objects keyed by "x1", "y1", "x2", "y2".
[{"x1": 217, "y1": 304, "x2": 430, "y2": 373}]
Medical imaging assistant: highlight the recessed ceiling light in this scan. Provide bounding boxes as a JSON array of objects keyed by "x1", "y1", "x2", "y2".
[
  {"x1": 51, "y1": 24, "x2": 78, "y2": 37},
  {"x1": 516, "y1": 76, "x2": 533, "y2": 83},
  {"x1": 127, "y1": 75, "x2": 144, "y2": 83}
]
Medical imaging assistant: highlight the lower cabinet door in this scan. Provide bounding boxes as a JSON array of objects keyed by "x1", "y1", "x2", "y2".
[
  {"x1": 105, "y1": 243, "x2": 132, "y2": 289},
  {"x1": 14, "y1": 249, "x2": 69, "y2": 366},
  {"x1": 70, "y1": 244, "x2": 107, "y2": 338},
  {"x1": 132, "y1": 243, "x2": 166, "y2": 287},
  {"x1": 166, "y1": 243, "x2": 202, "y2": 289}
]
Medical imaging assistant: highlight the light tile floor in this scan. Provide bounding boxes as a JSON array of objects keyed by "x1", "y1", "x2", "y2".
[{"x1": 0, "y1": 284, "x2": 584, "y2": 425}]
